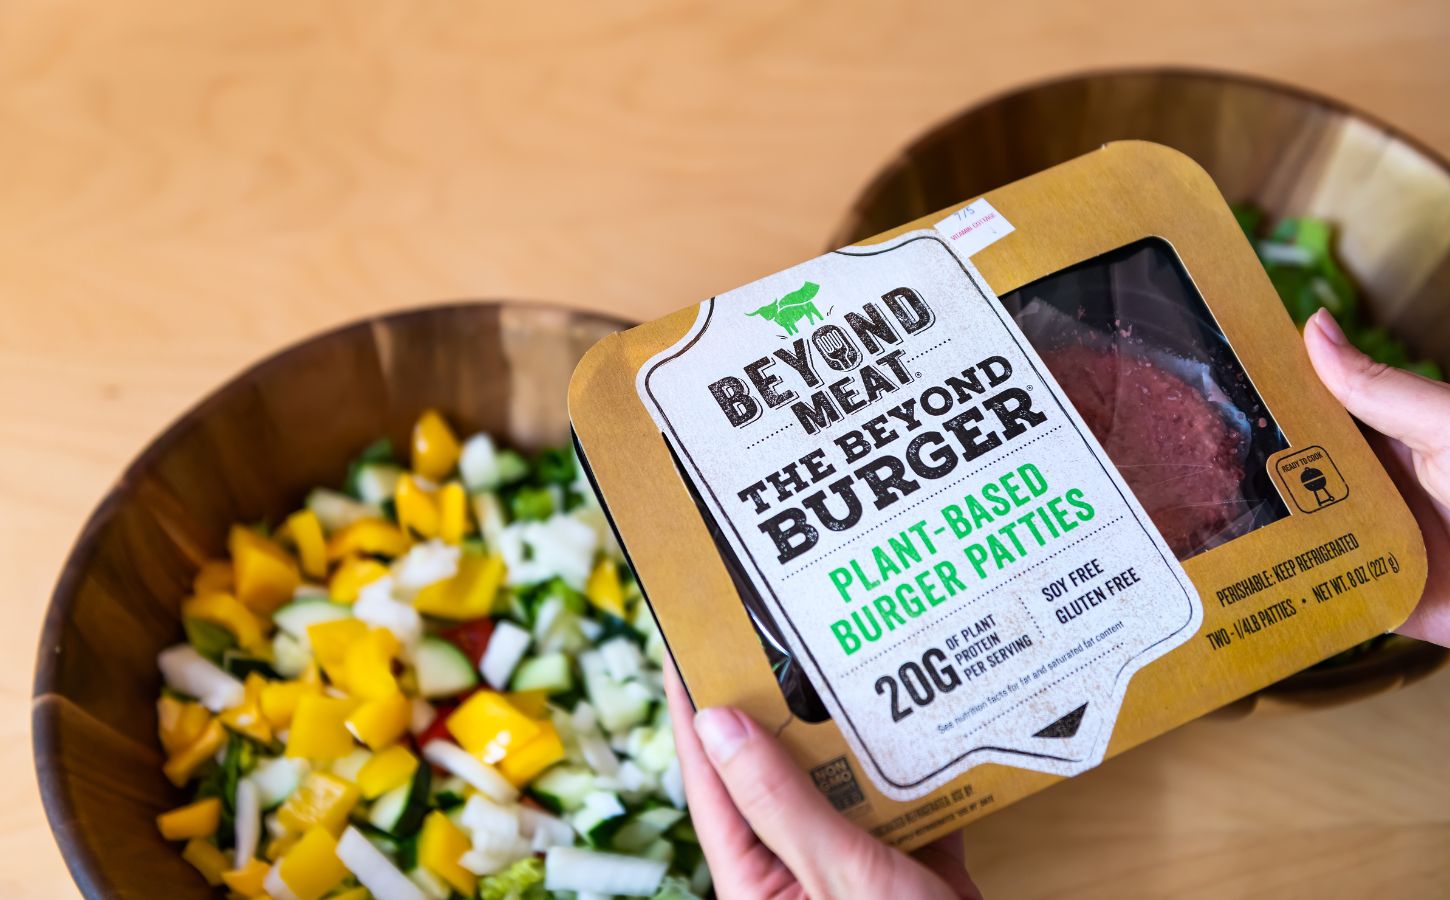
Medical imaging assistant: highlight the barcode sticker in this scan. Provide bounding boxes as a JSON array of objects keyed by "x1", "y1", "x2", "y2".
[{"x1": 935, "y1": 199, "x2": 1014, "y2": 257}]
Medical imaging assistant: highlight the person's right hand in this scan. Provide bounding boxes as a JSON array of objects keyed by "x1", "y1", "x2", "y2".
[{"x1": 1304, "y1": 308, "x2": 1450, "y2": 647}]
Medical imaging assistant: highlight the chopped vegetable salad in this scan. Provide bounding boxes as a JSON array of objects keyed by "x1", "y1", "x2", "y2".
[{"x1": 154, "y1": 411, "x2": 708, "y2": 899}]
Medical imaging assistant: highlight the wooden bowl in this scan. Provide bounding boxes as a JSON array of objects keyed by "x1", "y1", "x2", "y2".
[
  {"x1": 828, "y1": 68, "x2": 1450, "y2": 706},
  {"x1": 33, "y1": 302, "x2": 625, "y2": 898}
]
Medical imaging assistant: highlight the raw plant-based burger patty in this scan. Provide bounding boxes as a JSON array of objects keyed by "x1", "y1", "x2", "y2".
[{"x1": 1040, "y1": 345, "x2": 1245, "y2": 558}]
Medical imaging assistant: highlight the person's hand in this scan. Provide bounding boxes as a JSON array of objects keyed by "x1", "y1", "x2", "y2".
[
  {"x1": 1304, "y1": 308, "x2": 1450, "y2": 646},
  {"x1": 664, "y1": 661, "x2": 982, "y2": 900}
]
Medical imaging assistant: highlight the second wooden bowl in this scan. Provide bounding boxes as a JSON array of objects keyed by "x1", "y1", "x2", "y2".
[{"x1": 828, "y1": 68, "x2": 1450, "y2": 707}]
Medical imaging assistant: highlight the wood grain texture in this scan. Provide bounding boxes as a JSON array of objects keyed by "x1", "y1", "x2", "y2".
[{"x1": 4, "y1": 1, "x2": 1449, "y2": 897}]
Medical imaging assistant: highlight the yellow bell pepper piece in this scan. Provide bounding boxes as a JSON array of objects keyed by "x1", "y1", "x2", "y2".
[
  {"x1": 229, "y1": 525, "x2": 300, "y2": 615},
  {"x1": 356, "y1": 744, "x2": 419, "y2": 798},
  {"x1": 504, "y1": 689, "x2": 551, "y2": 720},
  {"x1": 276, "y1": 772, "x2": 360, "y2": 836},
  {"x1": 412, "y1": 409, "x2": 461, "y2": 482},
  {"x1": 220, "y1": 673, "x2": 273, "y2": 744},
  {"x1": 498, "y1": 721, "x2": 566, "y2": 787},
  {"x1": 326, "y1": 517, "x2": 410, "y2": 561},
  {"x1": 418, "y1": 811, "x2": 475, "y2": 896},
  {"x1": 281, "y1": 509, "x2": 328, "y2": 580},
  {"x1": 221, "y1": 858, "x2": 269, "y2": 895},
  {"x1": 156, "y1": 796, "x2": 222, "y2": 840},
  {"x1": 395, "y1": 474, "x2": 440, "y2": 539},
  {"x1": 585, "y1": 557, "x2": 627, "y2": 619},
  {"x1": 306, "y1": 618, "x2": 368, "y2": 688},
  {"x1": 438, "y1": 481, "x2": 470, "y2": 545},
  {"x1": 163, "y1": 718, "x2": 226, "y2": 787},
  {"x1": 275, "y1": 826, "x2": 347, "y2": 900},
  {"x1": 342, "y1": 628, "x2": 401, "y2": 700},
  {"x1": 181, "y1": 592, "x2": 269, "y2": 653},
  {"x1": 157, "y1": 695, "x2": 211, "y2": 757},
  {"x1": 346, "y1": 690, "x2": 411, "y2": 750},
  {"x1": 264, "y1": 831, "x2": 301, "y2": 862},
  {"x1": 259, "y1": 678, "x2": 318, "y2": 730},
  {"x1": 285, "y1": 695, "x2": 359, "y2": 760},
  {"x1": 193, "y1": 559, "x2": 234, "y2": 595},
  {"x1": 446, "y1": 691, "x2": 541, "y2": 763},
  {"x1": 181, "y1": 837, "x2": 230, "y2": 886},
  {"x1": 329, "y1": 888, "x2": 370, "y2": 900},
  {"x1": 412, "y1": 553, "x2": 506, "y2": 621},
  {"x1": 329, "y1": 556, "x2": 389, "y2": 604}
]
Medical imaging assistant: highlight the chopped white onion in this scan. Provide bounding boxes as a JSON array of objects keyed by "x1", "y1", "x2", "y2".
[
  {"x1": 480, "y1": 620, "x2": 531, "y2": 690},
  {"x1": 422, "y1": 741, "x2": 518, "y2": 804},
  {"x1": 391, "y1": 540, "x2": 461, "y2": 596},
  {"x1": 157, "y1": 645, "x2": 244, "y2": 712},
  {"x1": 233, "y1": 778, "x2": 260, "y2": 870},
  {"x1": 337, "y1": 826, "x2": 426, "y2": 900}
]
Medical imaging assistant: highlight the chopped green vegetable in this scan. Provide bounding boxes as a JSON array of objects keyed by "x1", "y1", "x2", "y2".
[
  {"x1": 193, "y1": 732, "x2": 260, "y2": 849},
  {"x1": 479, "y1": 857, "x2": 547, "y2": 900},
  {"x1": 182, "y1": 617, "x2": 236, "y2": 665},
  {"x1": 507, "y1": 485, "x2": 555, "y2": 521},
  {"x1": 343, "y1": 438, "x2": 398, "y2": 499},
  {"x1": 1234, "y1": 203, "x2": 1441, "y2": 380},
  {"x1": 154, "y1": 412, "x2": 706, "y2": 893}
]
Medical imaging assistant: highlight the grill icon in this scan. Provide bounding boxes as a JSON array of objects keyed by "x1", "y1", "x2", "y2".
[
  {"x1": 1300, "y1": 466, "x2": 1334, "y2": 507},
  {"x1": 1274, "y1": 446, "x2": 1348, "y2": 514}
]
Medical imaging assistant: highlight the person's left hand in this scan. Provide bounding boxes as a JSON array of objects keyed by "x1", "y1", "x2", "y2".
[{"x1": 664, "y1": 661, "x2": 982, "y2": 899}]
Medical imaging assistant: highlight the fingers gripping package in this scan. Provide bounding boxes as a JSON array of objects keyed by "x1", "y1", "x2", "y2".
[{"x1": 567, "y1": 142, "x2": 1427, "y2": 848}]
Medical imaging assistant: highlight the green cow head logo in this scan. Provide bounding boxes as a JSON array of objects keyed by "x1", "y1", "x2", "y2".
[{"x1": 745, "y1": 281, "x2": 824, "y2": 337}]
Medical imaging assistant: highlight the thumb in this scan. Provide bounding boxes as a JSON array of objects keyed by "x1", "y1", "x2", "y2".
[
  {"x1": 693, "y1": 707, "x2": 894, "y2": 896},
  {"x1": 1303, "y1": 308, "x2": 1450, "y2": 453}
]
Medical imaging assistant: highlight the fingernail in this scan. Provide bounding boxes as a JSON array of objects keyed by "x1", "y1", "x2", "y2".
[
  {"x1": 1312, "y1": 309, "x2": 1350, "y2": 347},
  {"x1": 694, "y1": 708, "x2": 747, "y2": 765}
]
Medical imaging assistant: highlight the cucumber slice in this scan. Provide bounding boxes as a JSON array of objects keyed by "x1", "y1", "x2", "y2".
[
  {"x1": 273, "y1": 598, "x2": 352, "y2": 640},
  {"x1": 249, "y1": 757, "x2": 305, "y2": 808},
  {"x1": 354, "y1": 463, "x2": 403, "y2": 506},
  {"x1": 634, "y1": 728, "x2": 676, "y2": 775},
  {"x1": 270, "y1": 632, "x2": 310, "y2": 678},
  {"x1": 611, "y1": 807, "x2": 686, "y2": 853},
  {"x1": 330, "y1": 748, "x2": 373, "y2": 784},
  {"x1": 510, "y1": 652, "x2": 573, "y2": 695},
  {"x1": 369, "y1": 761, "x2": 431, "y2": 837},
  {"x1": 569, "y1": 790, "x2": 626, "y2": 848},
  {"x1": 369, "y1": 782, "x2": 409, "y2": 832},
  {"x1": 414, "y1": 637, "x2": 478, "y2": 699},
  {"x1": 580, "y1": 652, "x2": 654, "y2": 734},
  {"x1": 599, "y1": 637, "x2": 644, "y2": 683},
  {"x1": 407, "y1": 866, "x2": 452, "y2": 900},
  {"x1": 306, "y1": 487, "x2": 380, "y2": 532},
  {"x1": 222, "y1": 651, "x2": 280, "y2": 681},
  {"x1": 529, "y1": 764, "x2": 596, "y2": 813},
  {"x1": 639, "y1": 837, "x2": 675, "y2": 865}
]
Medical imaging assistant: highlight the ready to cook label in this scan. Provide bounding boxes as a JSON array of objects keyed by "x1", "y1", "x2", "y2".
[{"x1": 638, "y1": 231, "x2": 1203, "y2": 800}]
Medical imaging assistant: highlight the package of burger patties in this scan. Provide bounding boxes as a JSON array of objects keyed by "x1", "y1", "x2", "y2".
[{"x1": 567, "y1": 141, "x2": 1427, "y2": 848}]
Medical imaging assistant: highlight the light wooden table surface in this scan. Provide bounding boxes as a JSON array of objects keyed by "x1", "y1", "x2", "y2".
[{"x1": 3, "y1": 2, "x2": 1448, "y2": 897}]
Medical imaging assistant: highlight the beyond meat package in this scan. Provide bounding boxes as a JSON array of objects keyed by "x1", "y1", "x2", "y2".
[{"x1": 568, "y1": 142, "x2": 1427, "y2": 848}]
